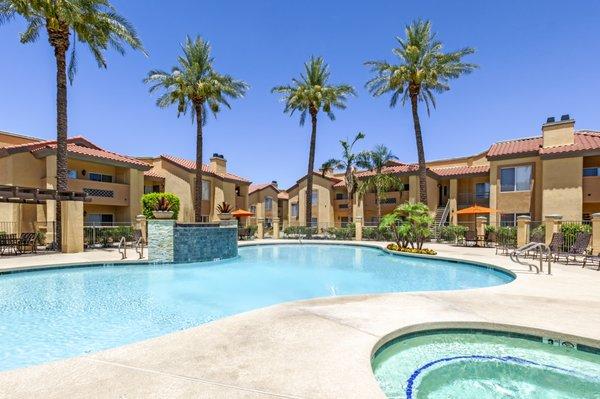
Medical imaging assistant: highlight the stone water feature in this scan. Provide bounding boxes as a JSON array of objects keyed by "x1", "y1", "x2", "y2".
[{"x1": 148, "y1": 220, "x2": 238, "y2": 263}]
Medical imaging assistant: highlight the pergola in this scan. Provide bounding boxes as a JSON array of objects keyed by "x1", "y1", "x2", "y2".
[{"x1": 0, "y1": 185, "x2": 89, "y2": 204}]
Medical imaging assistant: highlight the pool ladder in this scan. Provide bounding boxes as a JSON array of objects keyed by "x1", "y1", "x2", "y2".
[
  {"x1": 118, "y1": 236, "x2": 145, "y2": 260},
  {"x1": 509, "y1": 242, "x2": 552, "y2": 275}
]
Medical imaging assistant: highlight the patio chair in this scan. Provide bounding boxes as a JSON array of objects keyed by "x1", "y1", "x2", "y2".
[
  {"x1": 485, "y1": 231, "x2": 497, "y2": 248},
  {"x1": 582, "y1": 252, "x2": 600, "y2": 271},
  {"x1": 17, "y1": 232, "x2": 37, "y2": 254},
  {"x1": 464, "y1": 230, "x2": 478, "y2": 247},
  {"x1": 553, "y1": 232, "x2": 591, "y2": 264},
  {"x1": 0, "y1": 234, "x2": 21, "y2": 255}
]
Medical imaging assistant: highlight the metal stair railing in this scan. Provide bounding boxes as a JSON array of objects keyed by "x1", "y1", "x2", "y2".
[
  {"x1": 118, "y1": 236, "x2": 127, "y2": 260},
  {"x1": 510, "y1": 242, "x2": 552, "y2": 274}
]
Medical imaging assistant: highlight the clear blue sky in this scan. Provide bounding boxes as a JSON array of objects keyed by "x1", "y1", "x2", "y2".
[{"x1": 1, "y1": 1, "x2": 599, "y2": 188}]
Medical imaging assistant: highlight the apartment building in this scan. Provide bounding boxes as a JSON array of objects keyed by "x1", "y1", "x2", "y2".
[
  {"x1": 283, "y1": 115, "x2": 600, "y2": 227},
  {"x1": 0, "y1": 133, "x2": 150, "y2": 233},
  {"x1": 247, "y1": 181, "x2": 287, "y2": 228},
  {"x1": 142, "y1": 153, "x2": 250, "y2": 223}
]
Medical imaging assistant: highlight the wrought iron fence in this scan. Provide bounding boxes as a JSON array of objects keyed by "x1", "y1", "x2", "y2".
[
  {"x1": 84, "y1": 222, "x2": 136, "y2": 248},
  {"x1": 560, "y1": 220, "x2": 592, "y2": 252}
]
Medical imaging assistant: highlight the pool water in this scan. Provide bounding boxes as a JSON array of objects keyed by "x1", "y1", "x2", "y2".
[
  {"x1": 0, "y1": 244, "x2": 512, "y2": 371},
  {"x1": 372, "y1": 330, "x2": 600, "y2": 399}
]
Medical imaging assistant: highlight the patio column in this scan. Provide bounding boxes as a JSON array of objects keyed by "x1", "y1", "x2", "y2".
[
  {"x1": 592, "y1": 213, "x2": 600, "y2": 255},
  {"x1": 257, "y1": 218, "x2": 264, "y2": 239},
  {"x1": 517, "y1": 215, "x2": 531, "y2": 248},
  {"x1": 61, "y1": 201, "x2": 84, "y2": 253},
  {"x1": 272, "y1": 217, "x2": 280, "y2": 239},
  {"x1": 476, "y1": 216, "x2": 487, "y2": 238},
  {"x1": 544, "y1": 214, "x2": 562, "y2": 245},
  {"x1": 354, "y1": 216, "x2": 363, "y2": 241},
  {"x1": 449, "y1": 178, "x2": 458, "y2": 225}
]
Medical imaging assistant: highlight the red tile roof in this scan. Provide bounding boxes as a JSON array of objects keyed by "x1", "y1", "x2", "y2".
[
  {"x1": 249, "y1": 183, "x2": 279, "y2": 194},
  {"x1": 161, "y1": 154, "x2": 250, "y2": 183},
  {"x1": 144, "y1": 168, "x2": 165, "y2": 180},
  {"x1": 487, "y1": 131, "x2": 600, "y2": 159},
  {"x1": 430, "y1": 164, "x2": 490, "y2": 178},
  {"x1": 355, "y1": 163, "x2": 420, "y2": 178},
  {"x1": 2, "y1": 136, "x2": 151, "y2": 170},
  {"x1": 277, "y1": 191, "x2": 289, "y2": 200},
  {"x1": 539, "y1": 131, "x2": 600, "y2": 157}
]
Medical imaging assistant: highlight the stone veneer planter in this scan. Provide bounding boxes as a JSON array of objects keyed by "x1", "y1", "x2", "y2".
[{"x1": 148, "y1": 220, "x2": 238, "y2": 263}]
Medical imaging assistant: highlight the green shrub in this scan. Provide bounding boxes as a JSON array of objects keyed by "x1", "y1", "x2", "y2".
[
  {"x1": 362, "y1": 226, "x2": 394, "y2": 241},
  {"x1": 141, "y1": 192, "x2": 180, "y2": 220},
  {"x1": 439, "y1": 225, "x2": 468, "y2": 242},
  {"x1": 325, "y1": 225, "x2": 355, "y2": 240},
  {"x1": 497, "y1": 226, "x2": 517, "y2": 245},
  {"x1": 561, "y1": 223, "x2": 592, "y2": 251},
  {"x1": 530, "y1": 224, "x2": 545, "y2": 242},
  {"x1": 283, "y1": 226, "x2": 317, "y2": 236}
]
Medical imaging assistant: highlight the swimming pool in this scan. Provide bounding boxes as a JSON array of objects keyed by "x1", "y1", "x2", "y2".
[
  {"x1": 0, "y1": 244, "x2": 512, "y2": 371},
  {"x1": 372, "y1": 329, "x2": 600, "y2": 399}
]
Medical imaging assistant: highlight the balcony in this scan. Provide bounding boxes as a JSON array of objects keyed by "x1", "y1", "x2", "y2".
[
  {"x1": 67, "y1": 178, "x2": 130, "y2": 206},
  {"x1": 457, "y1": 192, "x2": 490, "y2": 208},
  {"x1": 583, "y1": 176, "x2": 600, "y2": 203}
]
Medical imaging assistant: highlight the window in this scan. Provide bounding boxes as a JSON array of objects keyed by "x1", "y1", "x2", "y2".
[
  {"x1": 500, "y1": 166, "x2": 531, "y2": 192},
  {"x1": 250, "y1": 205, "x2": 256, "y2": 214},
  {"x1": 88, "y1": 172, "x2": 113, "y2": 183},
  {"x1": 144, "y1": 185, "x2": 161, "y2": 194},
  {"x1": 310, "y1": 190, "x2": 318, "y2": 203},
  {"x1": 338, "y1": 204, "x2": 349, "y2": 209},
  {"x1": 475, "y1": 182, "x2": 490, "y2": 199},
  {"x1": 335, "y1": 192, "x2": 348, "y2": 200},
  {"x1": 265, "y1": 197, "x2": 273, "y2": 211},
  {"x1": 85, "y1": 213, "x2": 113, "y2": 225},
  {"x1": 583, "y1": 167, "x2": 600, "y2": 177},
  {"x1": 500, "y1": 213, "x2": 530, "y2": 227},
  {"x1": 340, "y1": 217, "x2": 349, "y2": 227},
  {"x1": 201, "y1": 180, "x2": 210, "y2": 200},
  {"x1": 291, "y1": 203, "x2": 299, "y2": 218},
  {"x1": 403, "y1": 184, "x2": 409, "y2": 191},
  {"x1": 68, "y1": 170, "x2": 77, "y2": 179},
  {"x1": 376, "y1": 197, "x2": 397, "y2": 204},
  {"x1": 310, "y1": 217, "x2": 318, "y2": 227}
]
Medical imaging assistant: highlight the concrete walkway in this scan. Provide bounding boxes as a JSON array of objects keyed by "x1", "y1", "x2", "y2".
[{"x1": 0, "y1": 241, "x2": 599, "y2": 398}]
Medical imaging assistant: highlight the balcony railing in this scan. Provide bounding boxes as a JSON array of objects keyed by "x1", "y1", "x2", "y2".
[{"x1": 457, "y1": 192, "x2": 490, "y2": 207}]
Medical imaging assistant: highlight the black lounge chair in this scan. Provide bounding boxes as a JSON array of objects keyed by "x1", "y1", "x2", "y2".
[
  {"x1": 582, "y1": 252, "x2": 600, "y2": 271},
  {"x1": 553, "y1": 232, "x2": 591, "y2": 264},
  {"x1": 18, "y1": 232, "x2": 37, "y2": 254},
  {"x1": 0, "y1": 234, "x2": 21, "y2": 255},
  {"x1": 464, "y1": 230, "x2": 478, "y2": 247}
]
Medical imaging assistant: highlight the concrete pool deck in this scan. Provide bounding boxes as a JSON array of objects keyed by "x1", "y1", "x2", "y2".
[{"x1": 0, "y1": 240, "x2": 599, "y2": 398}]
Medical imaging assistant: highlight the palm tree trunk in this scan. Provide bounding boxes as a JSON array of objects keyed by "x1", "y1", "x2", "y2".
[
  {"x1": 410, "y1": 92, "x2": 428, "y2": 205},
  {"x1": 377, "y1": 187, "x2": 382, "y2": 222},
  {"x1": 50, "y1": 30, "x2": 70, "y2": 252},
  {"x1": 305, "y1": 110, "x2": 318, "y2": 234},
  {"x1": 194, "y1": 103, "x2": 204, "y2": 223}
]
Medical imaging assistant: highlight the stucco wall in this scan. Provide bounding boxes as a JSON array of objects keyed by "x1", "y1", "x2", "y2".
[{"x1": 542, "y1": 156, "x2": 583, "y2": 221}]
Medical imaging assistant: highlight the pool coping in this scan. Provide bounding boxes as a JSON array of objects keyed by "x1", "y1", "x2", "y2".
[{"x1": 0, "y1": 240, "x2": 599, "y2": 398}]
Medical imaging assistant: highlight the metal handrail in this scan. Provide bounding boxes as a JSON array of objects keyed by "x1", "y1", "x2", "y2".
[
  {"x1": 135, "y1": 237, "x2": 145, "y2": 259},
  {"x1": 510, "y1": 242, "x2": 552, "y2": 274},
  {"x1": 117, "y1": 236, "x2": 127, "y2": 260}
]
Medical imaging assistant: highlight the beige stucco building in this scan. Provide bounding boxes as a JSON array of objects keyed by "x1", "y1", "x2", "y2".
[
  {"x1": 0, "y1": 133, "x2": 150, "y2": 238},
  {"x1": 142, "y1": 154, "x2": 250, "y2": 223},
  {"x1": 281, "y1": 116, "x2": 600, "y2": 228}
]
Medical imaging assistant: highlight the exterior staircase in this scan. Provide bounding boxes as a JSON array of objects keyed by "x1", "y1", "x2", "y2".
[{"x1": 432, "y1": 202, "x2": 450, "y2": 240}]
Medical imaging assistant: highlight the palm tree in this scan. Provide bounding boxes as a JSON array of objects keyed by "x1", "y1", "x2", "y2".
[
  {"x1": 272, "y1": 57, "x2": 355, "y2": 229},
  {"x1": 356, "y1": 145, "x2": 404, "y2": 222},
  {"x1": 320, "y1": 131, "x2": 365, "y2": 218},
  {"x1": 365, "y1": 20, "x2": 476, "y2": 205},
  {"x1": 145, "y1": 36, "x2": 248, "y2": 222},
  {"x1": 1, "y1": 0, "x2": 145, "y2": 250}
]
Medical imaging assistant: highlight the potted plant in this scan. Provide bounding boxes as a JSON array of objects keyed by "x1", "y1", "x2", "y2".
[
  {"x1": 152, "y1": 196, "x2": 174, "y2": 219},
  {"x1": 216, "y1": 201, "x2": 233, "y2": 220}
]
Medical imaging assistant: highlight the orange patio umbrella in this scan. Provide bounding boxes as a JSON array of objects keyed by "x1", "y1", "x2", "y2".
[
  {"x1": 231, "y1": 209, "x2": 254, "y2": 218},
  {"x1": 456, "y1": 205, "x2": 500, "y2": 215}
]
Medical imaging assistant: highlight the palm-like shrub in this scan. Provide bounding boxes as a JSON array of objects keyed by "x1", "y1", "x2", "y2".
[
  {"x1": 145, "y1": 36, "x2": 248, "y2": 222},
  {"x1": 216, "y1": 202, "x2": 232, "y2": 214},
  {"x1": 366, "y1": 20, "x2": 476, "y2": 205},
  {"x1": 272, "y1": 57, "x2": 355, "y2": 229},
  {"x1": 1, "y1": 0, "x2": 145, "y2": 250},
  {"x1": 141, "y1": 193, "x2": 180, "y2": 220},
  {"x1": 356, "y1": 145, "x2": 404, "y2": 221},
  {"x1": 380, "y1": 202, "x2": 433, "y2": 249},
  {"x1": 321, "y1": 132, "x2": 365, "y2": 217}
]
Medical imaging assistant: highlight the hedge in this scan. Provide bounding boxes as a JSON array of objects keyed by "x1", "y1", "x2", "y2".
[{"x1": 141, "y1": 192, "x2": 180, "y2": 220}]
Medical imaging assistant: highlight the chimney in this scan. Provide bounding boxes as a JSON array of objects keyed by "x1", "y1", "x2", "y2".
[
  {"x1": 271, "y1": 180, "x2": 278, "y2": 188},
  {"x1": 210, "y1": 153, "x2": 227, "y2": 174},
  {"x1": 542, "y1": 114, "x2": 574, "y2": 148}
]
